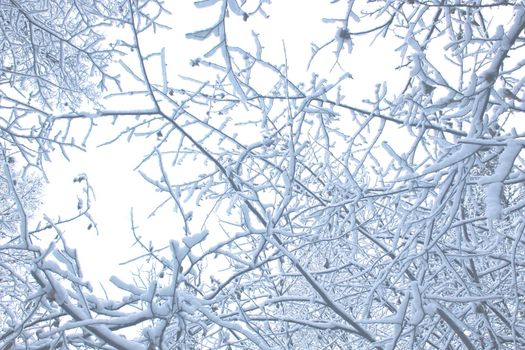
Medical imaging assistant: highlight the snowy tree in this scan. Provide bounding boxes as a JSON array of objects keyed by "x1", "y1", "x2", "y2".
[
  {"x1": 0, "y1": 1, "x2": 135, "y2": 348},
  {"x1": 0, "y1": 0, "x2": 123, "y2": 169},
  {"x1": 0, "y1": 152, "x2": 42, "y2": 339},
  {"x1": 3, "y1": 1, "x2": 525, "y2": 349}
]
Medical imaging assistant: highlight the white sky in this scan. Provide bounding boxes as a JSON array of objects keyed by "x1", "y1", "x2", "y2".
[{"x1": 40, "y1": 0, "x2": 416, "y2": 295}]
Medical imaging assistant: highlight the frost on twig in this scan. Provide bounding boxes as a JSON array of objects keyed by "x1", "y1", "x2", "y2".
[{"x1": 479, "y1": 140, "x2": 522, "y2": 219}]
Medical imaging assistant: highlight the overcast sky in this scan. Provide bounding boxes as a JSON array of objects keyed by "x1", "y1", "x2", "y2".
[{"x1": 40, "y1": 0, "x2": 411, "y2": 295}]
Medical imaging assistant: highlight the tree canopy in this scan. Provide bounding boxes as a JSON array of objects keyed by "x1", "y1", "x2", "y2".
[{"x1": 1, "y1": 1, "x2": 525, "y2": 349}]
